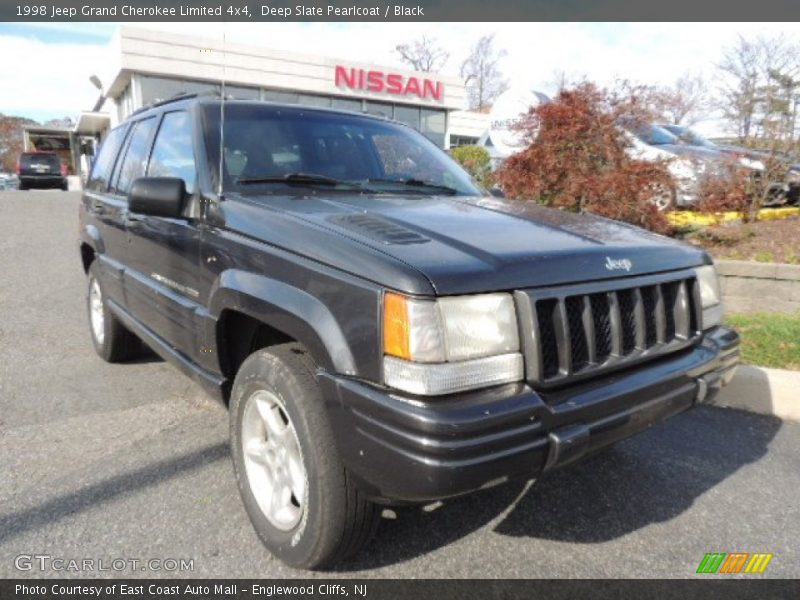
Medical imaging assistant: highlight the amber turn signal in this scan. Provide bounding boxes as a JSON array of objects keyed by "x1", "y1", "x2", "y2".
[{"x1": 383, "y1": 292, "x2": 411, "y2": 360}]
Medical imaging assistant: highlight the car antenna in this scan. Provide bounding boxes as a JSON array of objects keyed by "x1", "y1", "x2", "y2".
[{"x1": 217, "y1": 27, "x2": 226, "y2": 200}]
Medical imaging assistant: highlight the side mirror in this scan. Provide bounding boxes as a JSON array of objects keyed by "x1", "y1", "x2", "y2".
[
  {"x1": 128, "y1": 177, "x2": 186, "y2": 218},
  {"x1": 489, "y1": 186, "x2": 505, "y2": 198}
]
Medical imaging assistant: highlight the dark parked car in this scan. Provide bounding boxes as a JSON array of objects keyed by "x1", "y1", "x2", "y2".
[
  {"x1": 79, "y1": 95, "x2": 740, "y2": 569},
  {"x1": 17, "y1": 151, "x2": 68, "y2": 190}
]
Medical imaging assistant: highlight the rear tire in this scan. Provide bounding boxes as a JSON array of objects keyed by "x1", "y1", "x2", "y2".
[
  {"x1": 87, "y1": 262, "x2": 141, "y2": 362},
  {"x1": 229, "y1": 343, "x2": 379, "y2": 569}
]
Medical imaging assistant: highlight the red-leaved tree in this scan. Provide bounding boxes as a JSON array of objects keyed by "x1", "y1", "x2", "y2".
[
  {"x1": 0, "y1": 114, "x2": 37, "y2": 173},
  {"x1": 496, "y1": 83, "x2": 676, "y2": 234}
]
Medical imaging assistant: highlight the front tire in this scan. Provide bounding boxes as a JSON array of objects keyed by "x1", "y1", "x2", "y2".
[
  {"x1": 648, "y1": 183, "x2": 676, "y2": 211},
  {"x1": 87, "y1": 263, "x2": 141, "y2": 362},
  {"x1": 230, "y1": 343, "x2": 379, "y2": 569}
]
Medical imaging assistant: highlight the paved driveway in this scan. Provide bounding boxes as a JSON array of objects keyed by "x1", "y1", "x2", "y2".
[{"x1": 1, "y1": 191, "x2": 798, "y2": 578}]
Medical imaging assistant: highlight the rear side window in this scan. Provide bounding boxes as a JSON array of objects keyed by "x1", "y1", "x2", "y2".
[
  {"x1": 147, "y1": 111, "x2": 196, "y2": 194},
  {"x1": 112, "y1": 117, "x2": 156, "y2": 195},
  {"x1": 86, "y1": 127, "x2": 127, "y2": 192}
]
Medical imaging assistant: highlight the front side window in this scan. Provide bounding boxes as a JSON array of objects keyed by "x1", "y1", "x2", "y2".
[
  {"x1": 203, "y1": 104, "x2": 481, "y2": 197},
  {"x1": 148, "y1": 111, "x2": 197, "y2": 194},
  {"x1": 112, "y1": 117, "x2": 156, "y2": 195},
  {"x1": 86, "y1": 126, "x2": 127, "y2": 192}
]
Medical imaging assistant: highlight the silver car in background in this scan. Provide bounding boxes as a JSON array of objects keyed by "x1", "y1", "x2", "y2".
[{"x1": 662, "y1": 124, "x2": 800, "y2": 206}]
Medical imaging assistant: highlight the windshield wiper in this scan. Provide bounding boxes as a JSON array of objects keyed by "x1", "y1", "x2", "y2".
[
  {"x1": 236, "y1": 172, "x2": 371, "y2": 192},
  {"x1": 365, "y1": 177, "x2": 460, "y2": 195}
]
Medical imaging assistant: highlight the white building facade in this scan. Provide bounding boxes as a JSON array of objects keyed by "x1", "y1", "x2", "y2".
[
  {"x1": 26, "y1": 27, "x2": 493, "y2": 183},
  {"x1": 97, "y1": 27, "x2": 473, "y2": 150}
]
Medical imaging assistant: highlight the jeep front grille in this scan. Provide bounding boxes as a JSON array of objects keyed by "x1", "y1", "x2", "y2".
[{"x1": 516, "y1": 271, "x2": 702, "y2": 386}]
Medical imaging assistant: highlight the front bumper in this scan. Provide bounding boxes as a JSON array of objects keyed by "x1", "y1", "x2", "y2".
[{"x1": 320, "y1": 326, "x2": 739, "y2": 503}]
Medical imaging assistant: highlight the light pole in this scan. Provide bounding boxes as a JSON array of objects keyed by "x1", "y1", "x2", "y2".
[{"x1": 89, "y1": 75, "x2": 105, "y2": 112}]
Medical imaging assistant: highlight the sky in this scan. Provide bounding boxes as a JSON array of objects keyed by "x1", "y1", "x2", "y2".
[{"x1": 3, "y1": 21, "x2": 800, "y2": 134}]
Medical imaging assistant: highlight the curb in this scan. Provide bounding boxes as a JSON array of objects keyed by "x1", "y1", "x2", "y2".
[
  {"x1": 666, "y1": 206, "x2": 800, "y2": 227},
  {"x1": 710, "y1": 365, "x2": 800, "y2": 421}
]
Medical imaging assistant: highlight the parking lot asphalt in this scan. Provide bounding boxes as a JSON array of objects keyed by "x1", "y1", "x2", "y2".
[{"x1": 1, "y1": 190, "x2": 799, "y2": 579}]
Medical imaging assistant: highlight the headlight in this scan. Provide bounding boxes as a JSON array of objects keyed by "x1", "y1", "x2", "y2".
[
  {"x1": 382, "y1": 292, "x2": 523, "y2": 395},
  {"x1": 695, "y1": 265, "x2": 723, "y2": 329},
  {"x1": 669, "y1": 158, "x2": 699, "y2": 180}
]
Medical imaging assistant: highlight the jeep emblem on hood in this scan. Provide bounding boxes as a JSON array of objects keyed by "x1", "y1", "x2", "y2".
[{"x1": 605, "y1": 256, "x2": 633, "y2": 272}]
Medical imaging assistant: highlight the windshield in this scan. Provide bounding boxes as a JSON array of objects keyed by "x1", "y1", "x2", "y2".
[
  {"x1": 203, "y1": 103, "x2": 482, "y2": 196},
  {"x1": 632, "y1": 124, "x2": 680, "y2": 146},
  {"x1": 663, "y1": 125, "x2": 717, "y2": 149}
]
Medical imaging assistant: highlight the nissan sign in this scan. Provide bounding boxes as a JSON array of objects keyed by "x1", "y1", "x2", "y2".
[
  {"x1": 487, "y1": 88, "x2": 550, "y2": 156},
  {"x1": 335, "y1": 65, "x2": 444, "y2": 101}
]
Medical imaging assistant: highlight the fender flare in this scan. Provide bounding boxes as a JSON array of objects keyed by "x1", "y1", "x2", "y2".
[{"x1": 208, "y1": 269, "x2": 357, "y2": 375}]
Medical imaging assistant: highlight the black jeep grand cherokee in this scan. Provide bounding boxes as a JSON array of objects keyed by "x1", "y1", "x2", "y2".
[{"x1": 79, "y1": 95, "x2": 739, "y2": 569}]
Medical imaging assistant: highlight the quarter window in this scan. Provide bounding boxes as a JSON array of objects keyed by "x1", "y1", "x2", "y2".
[{"x1": 148, "y1": 112, "x2": 196, "y2": 194}]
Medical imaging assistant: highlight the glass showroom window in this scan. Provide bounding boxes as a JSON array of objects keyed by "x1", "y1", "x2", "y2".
[
  {"x1": 421, "y1": 109, "x2": 447, "y2": 147},
  {"x1": 450, "y1": 135, "x2": 479, "y2": 148},
  {"x1": 139, "y1": 75, "x2": 217, "y2": 105},
  {"x1": 394, "y1": 105, "x2": 421, "y2": 131},
  {"x1": 331, "y1": 98, "x2": 362, "y2": 112},
  {"x1": 117, "y1": 84, "x2": 134, "y2": 121},
  {"x1": 364, "y1": 101, "x2": 394, "y2": 118},
  {"x1": 225, "y1": 85, "x2": 260, "y2": 100},
  {"x1": 263, "y1": 90, "x2": 299, "y2": 104},
  {"x1": 298, "y1": 94, "x2": 332, "y2": 108}
]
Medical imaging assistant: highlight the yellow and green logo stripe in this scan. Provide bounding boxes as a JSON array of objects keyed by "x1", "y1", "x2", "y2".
[{"x1": 696, "y1": 552, "x2": 773, "y2": 574}]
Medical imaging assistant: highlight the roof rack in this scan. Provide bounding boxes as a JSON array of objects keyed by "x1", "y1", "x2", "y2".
[
  {"x1": 128, "y1": 89, "x2": 222, "y2": 117},
  {"x1": 126, "y1": 89, "x2": 400, "y2": 124}
]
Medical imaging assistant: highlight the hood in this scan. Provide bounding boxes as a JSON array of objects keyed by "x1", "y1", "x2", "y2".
[
  {"x1": 655, "y1": 144, "x2": 730, "y2": 162},
  {"x1": 221, "y1": 192, "x2": 708, "y2": 296}
]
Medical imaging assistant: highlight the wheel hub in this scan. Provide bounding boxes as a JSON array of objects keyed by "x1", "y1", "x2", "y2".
[
  {"x1": 241, "y1": 390, "x2": 307, "y2": 531},
  {"x1": 89, "y1": 279, "x2": 105, "y2": 344}
]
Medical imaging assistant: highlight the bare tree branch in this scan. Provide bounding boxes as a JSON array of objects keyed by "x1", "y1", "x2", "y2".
[
  {"x1": 395, "y1": 35, "x2": 449, "y2": 73},
  {"x1": 658, "y1": 73, "x2": 710, "y2": 125},
  {"x1": 460, "y1": 34, "x2": 509, "y2": 110},
  {"x1": 717, "y1": 34, "x2": 800, "y2": 142}
]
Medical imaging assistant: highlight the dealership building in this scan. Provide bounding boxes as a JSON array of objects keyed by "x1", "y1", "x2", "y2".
[{"x1": 25, "y1": 26, "x2": 491, "y2": 183}]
